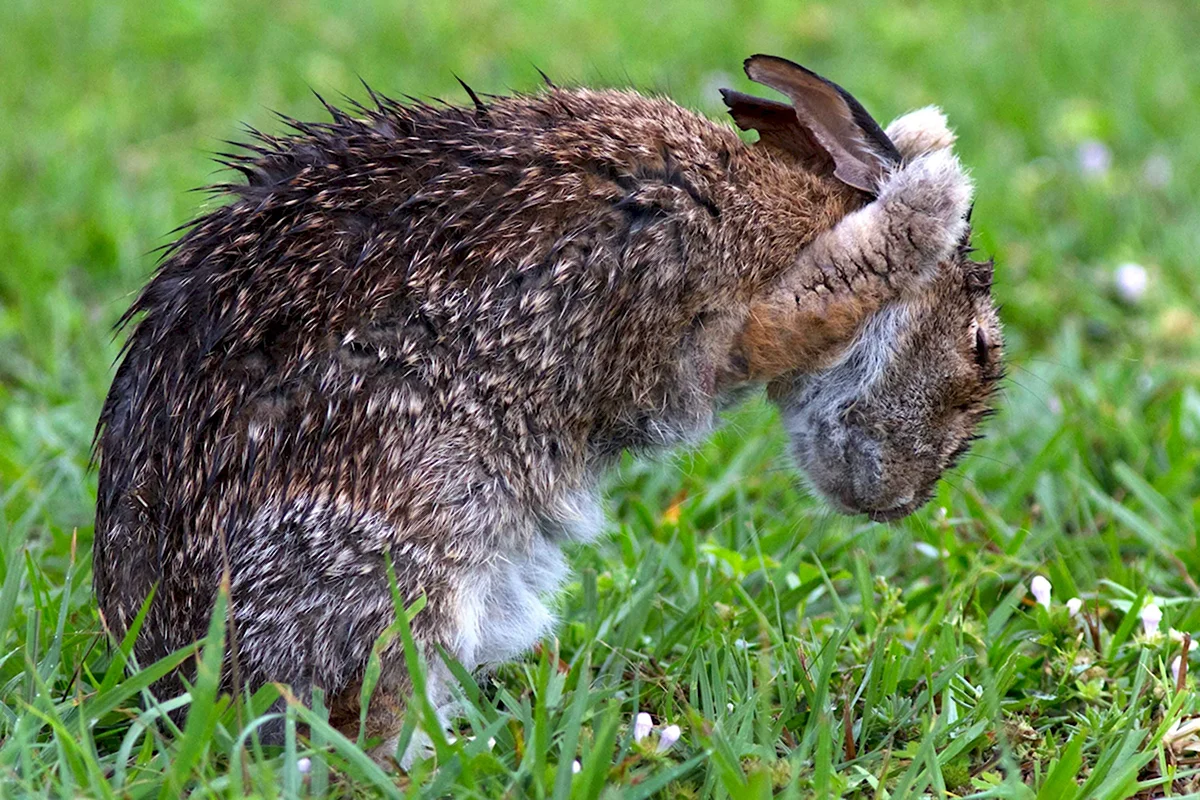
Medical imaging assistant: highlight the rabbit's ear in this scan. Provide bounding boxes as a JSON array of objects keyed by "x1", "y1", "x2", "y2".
[
  {"x1": 720, "y1": 89, "x2": 833, "y2": 171},
  {"x1": 733, "y1": 55, "x2": 902, "y2": 194}
]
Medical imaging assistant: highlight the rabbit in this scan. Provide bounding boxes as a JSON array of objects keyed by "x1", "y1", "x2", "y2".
[
  {"x1": 92, "y1": 54, "x2": 1001, "y2": 758},
  {"x1": 719, "y1": 66, "x2": 1003, "y2": 521}
]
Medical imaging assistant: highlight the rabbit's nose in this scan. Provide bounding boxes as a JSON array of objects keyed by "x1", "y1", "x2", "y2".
[{"x1": 863, "y1": 489, "x2": 920, "y2": 522}]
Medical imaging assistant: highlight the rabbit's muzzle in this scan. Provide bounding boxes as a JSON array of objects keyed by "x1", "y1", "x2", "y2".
[
  {"x1": 794, "y1": 412, "x2": 926, "y2": 521},
  {"x1": 770, "y1": 302, "x2": 936, "y2": 521}
]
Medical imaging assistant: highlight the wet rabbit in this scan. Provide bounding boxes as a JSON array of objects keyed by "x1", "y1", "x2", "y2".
[{"x1": 93, "y1": 55, "x2": 1001, "y2": 754}]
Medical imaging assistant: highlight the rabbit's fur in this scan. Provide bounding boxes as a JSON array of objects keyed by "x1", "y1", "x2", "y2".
[{"x1": 93, "y1": 56, "x2": 1001, "y2": 754}]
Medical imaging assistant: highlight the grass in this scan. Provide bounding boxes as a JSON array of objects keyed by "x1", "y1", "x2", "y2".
[{"x1": 2, "y1": 0, "x2": 1200, "y2": 795}]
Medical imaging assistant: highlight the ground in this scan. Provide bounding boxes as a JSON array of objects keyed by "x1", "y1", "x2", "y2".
[{"x1": 2, "y1": 0, "x2": 1200, "y2": 796}]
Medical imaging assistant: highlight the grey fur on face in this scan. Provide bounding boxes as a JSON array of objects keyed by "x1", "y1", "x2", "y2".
[
  {"x1": 773, "y1": 108, "x2": 1002, "y2": 521},
  {"x1": 92, "y1": 57, "x2": 1002, "y2": 760}
]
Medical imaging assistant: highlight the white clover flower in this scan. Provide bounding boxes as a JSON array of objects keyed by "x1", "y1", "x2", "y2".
[
  {"x1": 634, "y1": 712, "x2": 653, "y2": 742},
  {"x1": 296, "y1": 757, "x2": 311, "y2": 774},
  {"x1": 1077, "y1": 139, "x2": 1112, "y2": 178},
  {"x1": 1114, "y1": 262, "x2": 1148, "y2": 304},
  {"x1": 657, "y1": 724, "x2": 682, "y2": 752},
  {"x1": 572, "y1": 760, "x2": 581, "y2": 774},
  {"x1": 1142, "y1": 154, "x2": 1172, "y2": 188},
  {"x1": 1141, "y1": 602, "x2": 1164, "y2": 636},
  {"x1": 1030, "y1": 576, "x2": 1052, "y2": 609},
  {"x1": 464, "y1": 734, "x2": 498, "y2": 750},
  {"x1": 914, "y1": 541, "x2": 941, "y2": 559},
  {"x1": 1066, "y1": 597, "x2": 1083, "y2": 617}
]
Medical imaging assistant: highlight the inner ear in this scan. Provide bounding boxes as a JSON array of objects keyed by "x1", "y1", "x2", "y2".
[
  {"x1": 725, "y1": 55, "x2": 902, "y2": 194},
  {"x1": 719, "y1": 88, "x2": 833, "y2": 174}
]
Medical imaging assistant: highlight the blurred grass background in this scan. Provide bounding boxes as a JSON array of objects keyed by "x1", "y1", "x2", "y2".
[{"x1": 2, "y1": 0, "x2": 1200, "y2": 795}]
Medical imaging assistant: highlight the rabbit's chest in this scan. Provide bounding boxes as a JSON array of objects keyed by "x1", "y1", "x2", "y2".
[{"x1": 450, "y1": 488, "x2": 605, "y2": 671}]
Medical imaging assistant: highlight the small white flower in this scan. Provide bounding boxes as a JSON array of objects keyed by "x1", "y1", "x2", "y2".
[
  {"x1": 1114, "y1": 262, "x2": 1148, "y2": 304},
  {"x1": 726, "y1": 702, "x2": 735, "y2": 712},
  {"x1": 571, "y1": 759, "x2": 581, "y2": 774},
  {"x1": 1142, "y1": 154, "x2": 1172, "y2": 188},
  {"x1": 657, "y1": 724, "x2": 681, "y2": 752},
  {"x1": 1066, "y1": 597, "x2": 1083, "y2": 617},
  {"x1": 1031, "y1": 575, "x2": 1052, "y2": 609},
  {"x1": 634, "y1": 712, "x2": 653, "y2": 742},
  {"x1": 1141, "y1": 602, "x2": 1164, "y2": 636},
  {"x1": 914, "y1": 541, "x2": 941, "y2": 559},
  {"x1": 1077, "y1": 139, "x2": 1111, "y2": 178},
  {"x1": 1173, "y1": 656, "x2": 1184, "y2": 684},
  {"x1": 296, "y1": 757, "x2": 311, "y2": 774}
]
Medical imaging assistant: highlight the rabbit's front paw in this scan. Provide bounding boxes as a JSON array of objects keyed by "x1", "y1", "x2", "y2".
[{"x1": 877, "y1": 148, "x2": 974, "y2": 271}]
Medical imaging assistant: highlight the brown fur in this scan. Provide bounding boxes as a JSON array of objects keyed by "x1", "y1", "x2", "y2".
[
  {"x1": 736, "y1": 290, "x2": 888, "y2": 381},
  {"x1": 92, "y1": 59, "x2": 999, "y2": 756},
  {"x1": 765, "y1": 106, "x2": 1003, "y2": 522}
]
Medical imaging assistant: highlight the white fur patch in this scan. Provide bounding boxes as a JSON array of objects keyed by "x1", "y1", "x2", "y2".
[
  {"x1": 543, "y1": 487, "x2": 606, "y2": 543},
  {"x1": 391, "y1": 489, "x2": 604, "y2": 768},
  {"x1": 885, "y1": 106, "x2": 956, "y2": 159},
  {"x1": 451, "y1": 488, "x2": 604, "y2": 671},
  {"x1": 451, "y1": 541, "x2": 567, "y2": 670}
]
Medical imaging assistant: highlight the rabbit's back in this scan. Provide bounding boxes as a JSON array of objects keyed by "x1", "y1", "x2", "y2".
[{"x1": 94, "y1": 87, "x2": 823, "y2": 699}]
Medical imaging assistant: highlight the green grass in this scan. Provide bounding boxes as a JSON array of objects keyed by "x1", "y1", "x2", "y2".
[{"x1": 3, "y1": 0, "x2": 1200, "y2": 795}]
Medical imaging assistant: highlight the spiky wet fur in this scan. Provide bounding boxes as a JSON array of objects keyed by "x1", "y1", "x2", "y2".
[{"x1": 92, "y1": 83, "x2": 999, "y2": 754}]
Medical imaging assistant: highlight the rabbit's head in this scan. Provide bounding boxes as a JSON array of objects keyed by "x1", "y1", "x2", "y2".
[
  {"x1": 724, "y1": 57, "x2": 1004, "y2": 521},
  {"x1": 771, "y1": 230, "x2": 1002, "y2": 522}
]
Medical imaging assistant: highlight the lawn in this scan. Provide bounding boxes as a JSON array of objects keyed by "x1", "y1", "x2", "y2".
[{"x1": 2, "y1": 0, "x2": 1200, "y2": 796}]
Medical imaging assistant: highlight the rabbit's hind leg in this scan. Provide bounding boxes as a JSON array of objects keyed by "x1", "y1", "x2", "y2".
[{"x1": 327, "y1": 642, "x2": 460, "y2": 769}]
